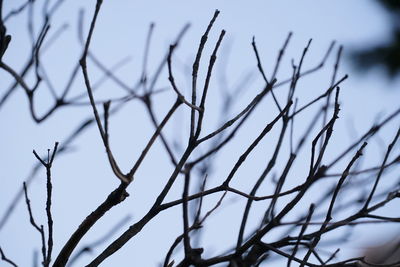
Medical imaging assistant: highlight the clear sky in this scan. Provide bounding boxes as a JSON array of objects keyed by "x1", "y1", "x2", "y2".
[{"x1": 1, "y1": 0, "x2": 399, "y2": 266}]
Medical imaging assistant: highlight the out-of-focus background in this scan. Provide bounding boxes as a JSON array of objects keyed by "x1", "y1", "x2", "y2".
[{"x1": 1, "y1": 0, "x2": 399, "y2": 266}]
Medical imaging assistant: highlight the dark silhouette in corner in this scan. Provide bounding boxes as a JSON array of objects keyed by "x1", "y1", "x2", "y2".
[{"x1": 351, "y1": 0, "x2": 400, "y2": 80}]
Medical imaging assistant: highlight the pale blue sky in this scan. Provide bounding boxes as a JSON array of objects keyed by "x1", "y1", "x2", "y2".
[{"x1": 1, "y1": 1, "x2": 399, "y2": 266}]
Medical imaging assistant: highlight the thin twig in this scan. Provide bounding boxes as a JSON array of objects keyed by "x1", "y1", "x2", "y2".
[
  {"x1": 23, "y1": 182, "x2": 47, "y2": 265},
  {"x1": 167, "y1": 45, "x2": 202, "y2": 111},
  {"x1": 190, "y1": 9, "x2": 220, "y2": 138},
  {"x1": 79, "y1": 0, "x2": 129, "y2": 184},
  {"x1": 0, "y1": 247, "x2": 17, "y2": 267},
  {"x1": 363, "y1": 126, "x2": 400, "y2": 210}
]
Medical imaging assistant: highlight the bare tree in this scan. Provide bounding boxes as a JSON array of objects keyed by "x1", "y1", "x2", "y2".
[{"x1": 1, "y1": 1, "x2": 399, "y2": 266}]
